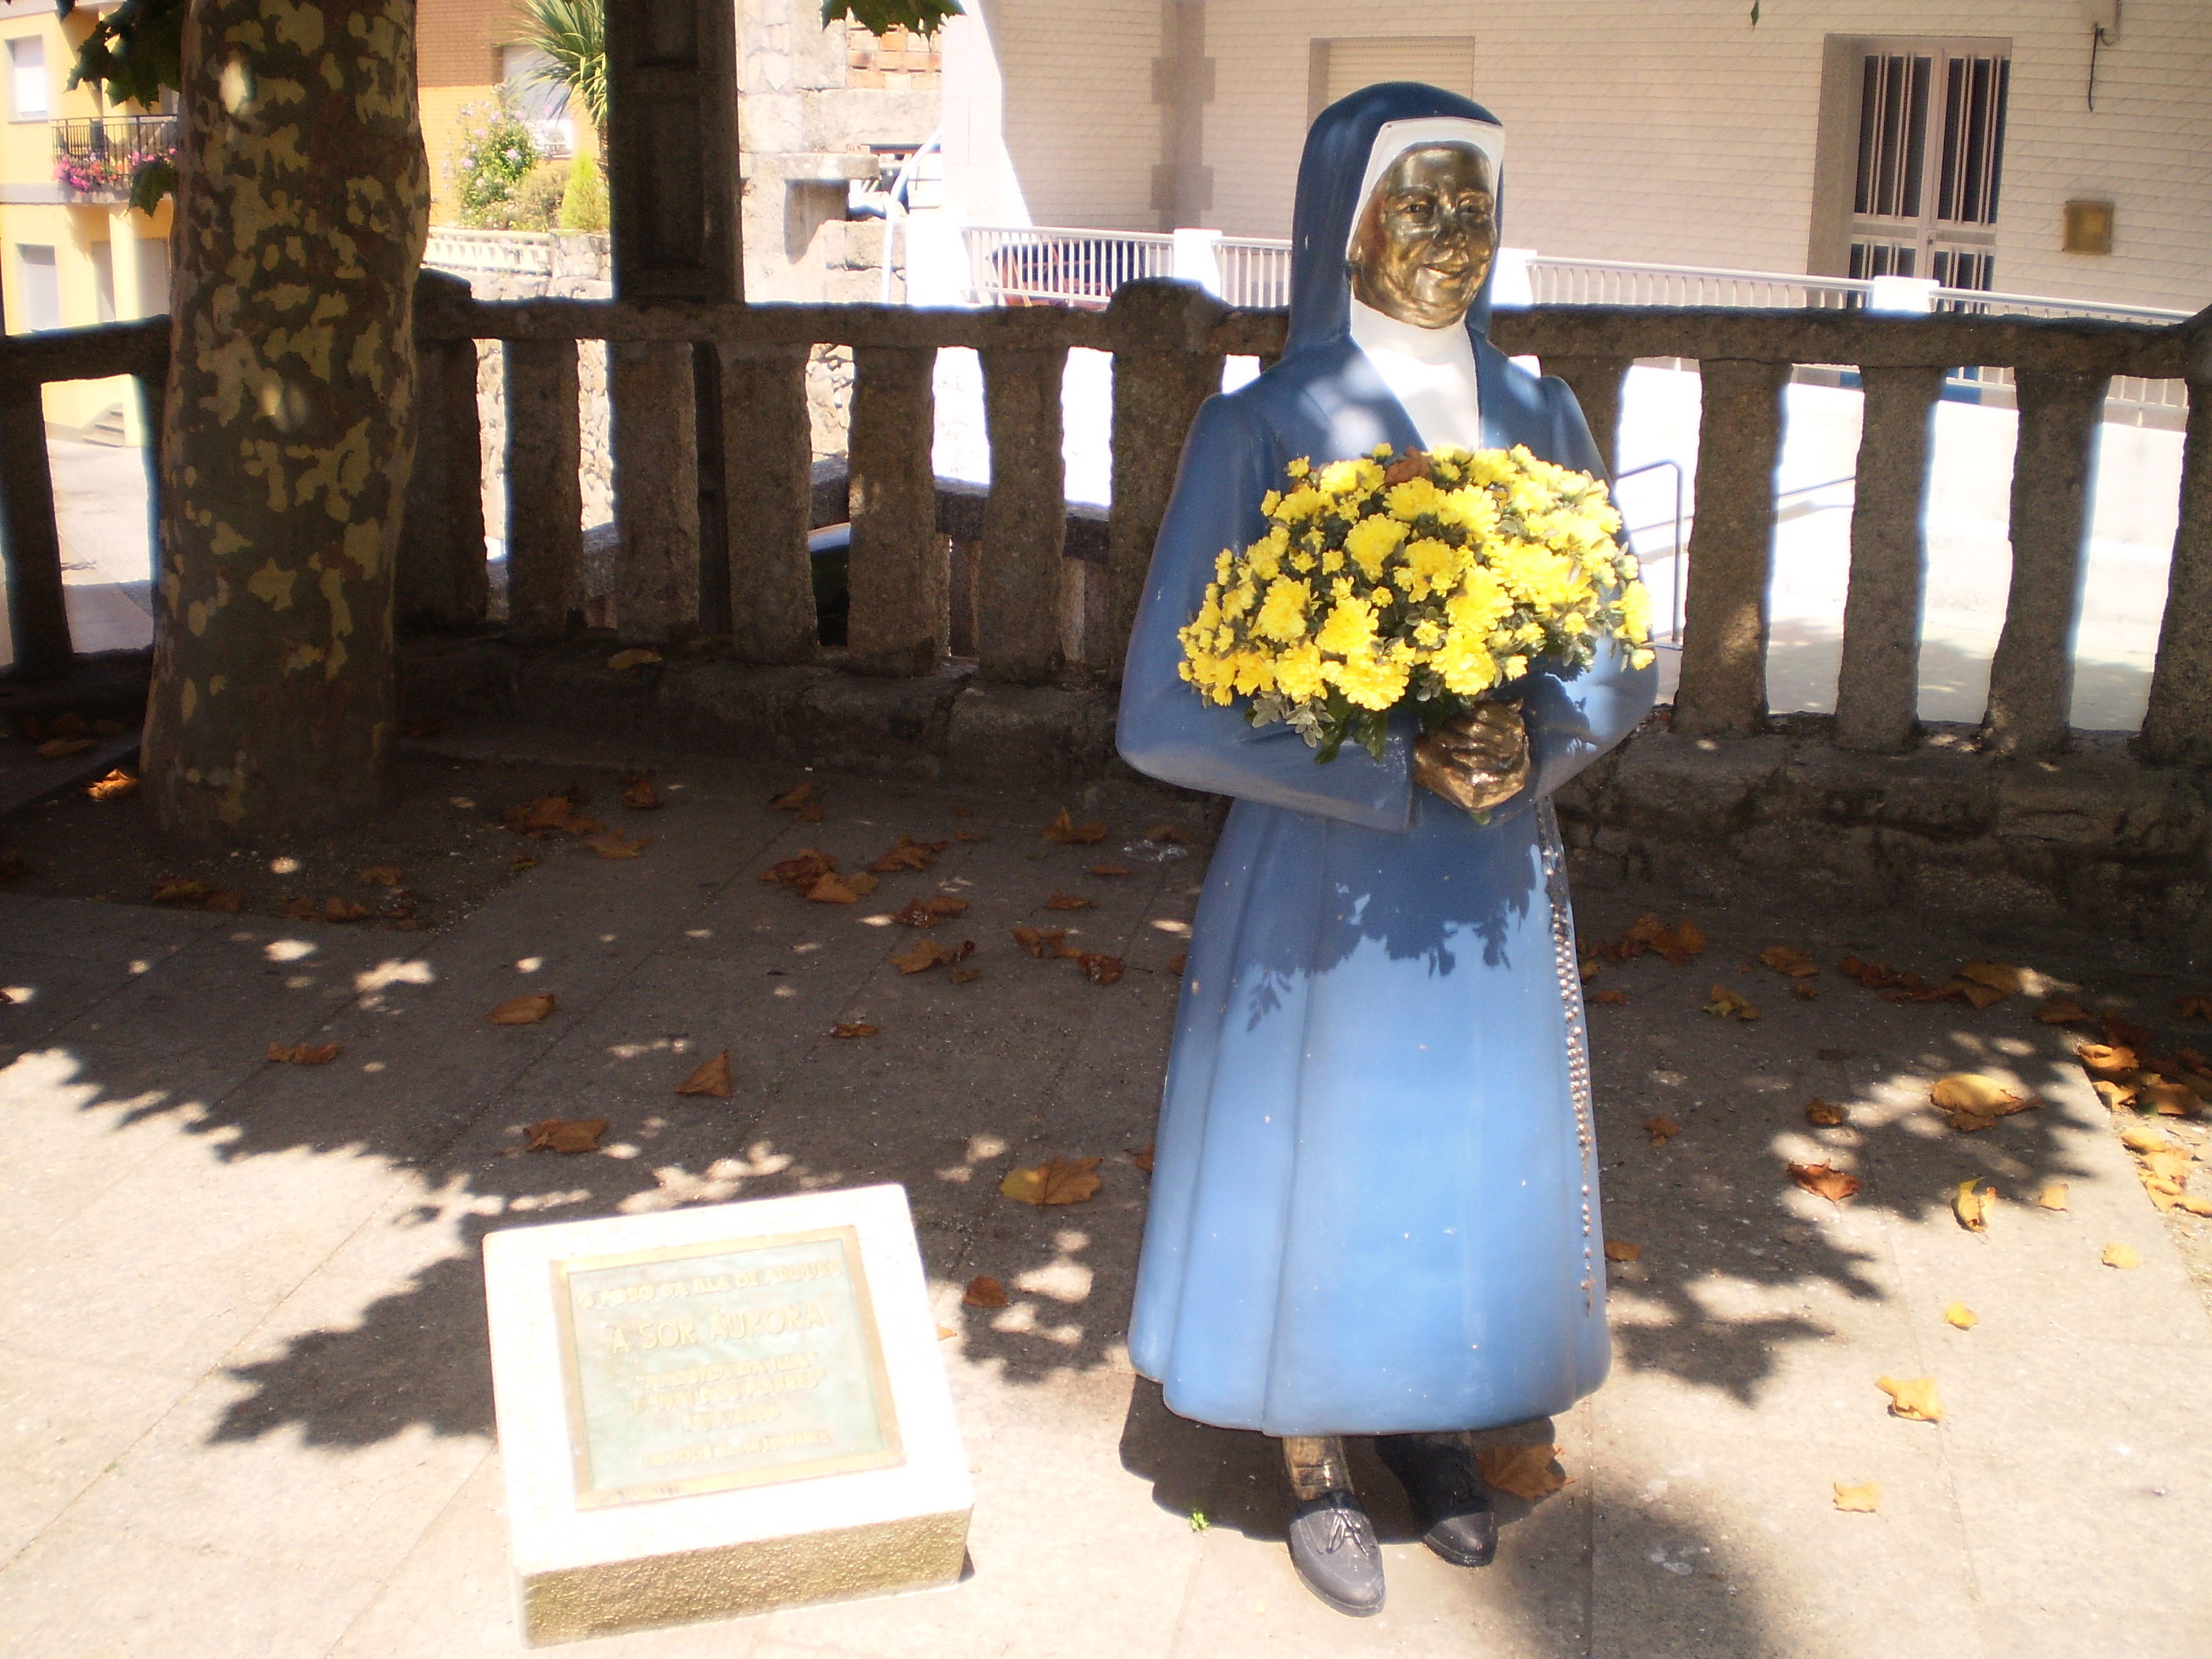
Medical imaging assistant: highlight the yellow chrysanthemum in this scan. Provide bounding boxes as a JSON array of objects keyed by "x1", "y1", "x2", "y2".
[
  {"x1": 1255, "y1": 576, "x2": 1312, "y2": 642},
  {"x1": 1344, "y1": 514, "x2": 1409, "y2": 581},
  {"x1": 1314, "y1": 595, "x2": 1378, "y2": 657},
  {"x1": 1385, "y1": 476, "x2": 1443, "y2": 522}
]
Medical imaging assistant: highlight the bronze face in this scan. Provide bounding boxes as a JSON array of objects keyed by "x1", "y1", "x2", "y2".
[{"x1": 1348, "y1": 143, "x2": 1498, "y2": 329}]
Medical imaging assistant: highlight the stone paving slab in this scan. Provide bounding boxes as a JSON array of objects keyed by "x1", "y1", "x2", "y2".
[{"x1": 1, "y1": 736, "x2": 2209, "y2": 1658}]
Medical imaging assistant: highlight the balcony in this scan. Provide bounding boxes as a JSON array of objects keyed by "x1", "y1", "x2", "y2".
[{"x1": 49, "y1": 115, "x2": 178, "y2": 204}]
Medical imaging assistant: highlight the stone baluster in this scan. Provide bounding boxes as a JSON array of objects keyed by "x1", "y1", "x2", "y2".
[
  {"x1": 717, "y1": 342, "x2": 818, "y2": 663},
  {"x1": 846, "y1": 346, "x2": 943, "y2": 675},
  {"x1": 2137, "y1": 334, "x2": 2212, "y2": 765},
  {"x1": 978, "y1": 344, "x2": 1069, "y2": 683},
  {"x1": 1671, "y1": 359, "x2": 1790, "y2": 738},
  {"x1": 1106, "y1": 281, "x2": 1226, "y2": 677},
  {"x1": 609, "y1": 340, "x2": 702, "y2": 642},
  {"x1": 1546, "y1": 354, "x2": 1633, "y2": 476},
  {"x1": 1835, "y1": 364, "x2": 1945, "y2": 752},
  {"x1": 396, "y1": 335, "x2": 489, "y2": 629},
  {"x1": 0, "y1": 373, "x2": 70, "y2": 678},
  {"x1": 503, "y1": 339, "x2": 585, "y2": 640},
  {"x1": 1981, "y1": 369, "x2": 2108, "y2": 757}
]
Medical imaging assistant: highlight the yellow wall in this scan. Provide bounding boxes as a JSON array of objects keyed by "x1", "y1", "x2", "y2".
[{"x1": 0, "y1": 2, "x2": 176, "y2": 443}]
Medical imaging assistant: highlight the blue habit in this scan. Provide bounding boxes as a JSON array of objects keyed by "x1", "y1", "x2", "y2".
[{"x1": 1116, "y1": 84, "x2": 1658, "y2": 1437}]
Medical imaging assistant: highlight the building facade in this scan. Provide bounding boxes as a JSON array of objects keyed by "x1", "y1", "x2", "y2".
[
  {"x1": 0, "y1": 0, "x2": 175, "y2": 441},
  {"x1": 939, "y1": 0, "x2": 2212, "y2": 312}
]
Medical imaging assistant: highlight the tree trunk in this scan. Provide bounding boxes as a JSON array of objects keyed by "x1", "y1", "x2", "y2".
[{"x1": 142, "y1": 0, "x2": 430, "y2": 837}]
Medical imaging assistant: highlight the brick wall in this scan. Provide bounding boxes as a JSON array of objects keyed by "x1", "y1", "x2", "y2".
[
  {"x1": 417, "y1": 0, "x2": 504, "y2": 89},
  {"x1": 846, "y1": 24, "x2": 943, "y2": 89}
]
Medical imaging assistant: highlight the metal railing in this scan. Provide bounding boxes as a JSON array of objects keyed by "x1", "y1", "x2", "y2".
[
  {"x1": 50, "y1": 115, "x2": 177, "y2": 200},
  {"x1": 962, "y1": 224, "x2": 1175, "y2": 310}
]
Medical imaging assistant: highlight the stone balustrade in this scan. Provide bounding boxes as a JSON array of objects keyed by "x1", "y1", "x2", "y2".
[{"x1": 1, "y1": 283, "x2": 2207, "y2": 775}]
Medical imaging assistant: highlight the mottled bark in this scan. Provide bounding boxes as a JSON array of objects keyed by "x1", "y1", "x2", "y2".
[{"x1": 142, "y1": 0, "x2": 429, "y2": 836}]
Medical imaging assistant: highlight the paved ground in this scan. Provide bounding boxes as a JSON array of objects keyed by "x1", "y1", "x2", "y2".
[{"x1": 3, "y1": 722, "x2": 2210, "y2": 1658}]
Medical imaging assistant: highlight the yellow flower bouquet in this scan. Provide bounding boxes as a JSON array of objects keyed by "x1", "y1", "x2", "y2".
[{"x1": 1176, "y1": 443, "x2": 1656, "y2": 763}]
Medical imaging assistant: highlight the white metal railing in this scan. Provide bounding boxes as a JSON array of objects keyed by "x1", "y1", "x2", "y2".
[
  {"x1": 425, "y1": 228, "x2": 558, "y2": 278},
  {"x1": 963, "y1": 224, "x2": 1174, "y2": 310},
  {"x1": 958, "y1": 227, "x2": 2192, "y2": 419}
]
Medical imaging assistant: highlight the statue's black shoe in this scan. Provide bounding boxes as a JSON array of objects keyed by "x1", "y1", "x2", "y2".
[
  {"x1": 1286, "y1": 1490, "x2": 1386, "y2": 1616},
  {"x1": 1377, "y1": 1435, "x2": 1497, "y2": 1568}
]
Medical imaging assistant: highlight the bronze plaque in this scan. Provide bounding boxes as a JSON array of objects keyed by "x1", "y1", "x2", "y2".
[{"x1": 552, "y1": 1225, "x2": 903, "y2": 1509}]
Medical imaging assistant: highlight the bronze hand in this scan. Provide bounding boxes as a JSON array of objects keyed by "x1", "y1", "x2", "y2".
[{"x1": 1412, "y1": 701, "x2": 1530, "y2": 815}]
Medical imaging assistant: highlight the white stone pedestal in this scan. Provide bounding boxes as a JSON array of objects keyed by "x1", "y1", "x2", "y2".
[{"x1": 482, "y1": 1184, "x2": 971, "y2": 1645}]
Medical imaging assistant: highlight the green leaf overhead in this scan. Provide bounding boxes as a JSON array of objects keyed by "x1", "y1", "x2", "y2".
[{"x1": 821, "y1": 0, "x2": 963, "y2": 37}]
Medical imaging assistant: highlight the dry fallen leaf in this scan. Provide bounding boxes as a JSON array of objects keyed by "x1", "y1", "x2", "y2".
[
  {"x1": 769, "y1": 781, "x2": 817, "y2": 811},
  {"x1": 1090, "y1": 864, "x2": 1132, "y2": 878},
  {"x1": 322, "y1": 898, "x2": 372, "y2": 922},
  {"x1": 586, "y1": 830, "x2": 651, "y2": 860},
  {"x1": 1876, "y1": 1374, "x2": 1943, "y2": 1422},
  {"x1": 1589, "y1": 989, "x2": 1629, "y2": 1006},
  {"x1": 2037, "y1": 1181, "x2": 2070, "y2": 1211},
  {"x1": 152, "y1": 876, "x2": 214, "y2": 906},
  {"x1": 1130, "y1": 1143, "x2": 1155, "y2": 1172},
  {"x1": 1954, "y1": 980, "x2": 2009, "y2": 1011},
  {"x1": 35, "y1": 736, "x2": 94, "y2": 759},
  {"x1": 509, "y1": 853, "x2": 539, "y2": 874},
  {"x1": 204, "y1": 890, "x2": 243, "y2": 912},
  {"x1": 1644, "y1": 1113, "x2": 1682, "y2": 1146},
  {"x1": 2092, "y1": 1078, "x2": 2139, "y2": 1113},
  {"x1": 2102, "y1": 1242, "x2": 2142, "y2": 1269},
  {"x1": 1805, "y1": 1099, "x2": 1847, "y2": 1126},
  {"x1": 962, "y1": 1275, "x2": 1008, "y2": 1309},
  {"x1": 1623, "y1": 914, "x2": 1706, "y2": 966},
  {"x1": 2137, "y1": 1076, "x2": 2205, "y2": 1118},
  {"x1": 1011, "y1": 925, "x2": 1071, "y2": 959},
  {"x1": 948, "y1": 966, "x2": 983, "y2": 984},
  {"x1": 1759, "y1": 945, "x2": 1820, "y2": 977},
  {"x1": 1166, "y1": 952, "x2": 1188, "y2": 977},
  {"x1": 2178, "y1": 993, "x2": 2212, "y2": 1021},
  {"x1": 525, "y1": 1117, "x2": 608, "y2": 1153},
  {"x1": 893, "y1": 937, "x2": 970, "y2": 975},
  {"x1": 1952, "y1": 1179, "x2": 1996, "y2": 1233},
  {"x1": 266, "y1": 1042, "x2": 340, "y2": 1065},
  {"x1": 806, "y1": 872, "x2": 861, "y2": 904},
  {"x1": 607, "y1": 647, "x2": 661, "y2": 670},
  {"x1": 1957, "y1": 961, "x2": 2026, "y2": 997},
  {"x1": 1832, "y1": 1481, "x2": 1881, "y2": 1513},
  {"x1": 2119, "y1": 1120, "x2": 2173, "y2": 1155},
  {"x1": 674, "y1": 1050, "x2": 733, "y2": 1097},
  {"x1": 1944, "y1": 1301, "x2": 1979, "y2": 1330},
  {"x1": 1042, "y1": 808, "x2": 1108, "y2": 845},
  {"x1": 489, "y1": 993, "x2": 558, "y2": 1025},
  {"x1": 2104, "y1": 1012, "x2": 2158, "y2": 1049},
  {"x1": 1143, "y1": 823, "x2": 1195, "y2": 846},
  {"x1": 1790, "y1": 1162, "x2": 1860, "y2": 1202},
  {"x1": 870, "y1": 836, "x2": 948, "y2": 873},
  {"x1": 1839, "y1": 955, "x2": 1902, "y2": 989},
  {"x1": 619, "y1": 775, "x2": 662, "y2": 811},
  {"x1": 1704, "y1": 985, "x2": 1761, "y2": 1021},
  {"x1": 1793, "y1": 983, "x2": 1820, "y2": 1002},
  {"x1": 359, "y1": 865, "x2": 403, "y2": 887},
  {"x1": 1931, "y1": 1072, "x2": 2031, "y2": 1130},
  {"x1": 936, "y1": 1324, "x2": 956, "y2": 1340},
  {"x1": 1000, "y1": 1156, "x2": 1103, "y2": 1206},
  {"x1": 1073, "y1": 951, "x2": 1124, "y2": 985},
  {"x1": 1602, "y1": 1238, "x2": 1642, "y2": 1263},
  {"x1": 2035, "y1": 997, "x2": 2090, "y2": 1025},
  {"x1": 85, "y1": 768, "x2": 138, "y2": 801},
  {"x1": 831, "y1": 1022, "x2": 878, "y2": 1039},
  {"x1": 1477, "y1": 1443, "x2": 1569, "y2": 1500},
  {"x1": 1044, "y1": 893, "x2": 1097, "y2": 911}
]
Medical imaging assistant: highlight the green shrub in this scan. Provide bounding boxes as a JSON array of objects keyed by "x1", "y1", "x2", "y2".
[
  {"x1": 508, "y1": 161, "x2": 570, "y2": 232},
  {"x1": 558, "y1": 148, "x2": 609, "y2": 232},
  {"x1": 447, "y1": 98, "x2": 541, "y2": 228}
]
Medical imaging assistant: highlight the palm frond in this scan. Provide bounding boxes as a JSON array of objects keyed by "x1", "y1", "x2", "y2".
[{"x1": 511, "y1": 0, "x2": 607, "y2": 134}]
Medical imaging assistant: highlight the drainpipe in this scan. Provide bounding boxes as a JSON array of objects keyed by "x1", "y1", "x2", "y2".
[{"x1": 880, "y1": 129, "x2": 943, "y2": 305}]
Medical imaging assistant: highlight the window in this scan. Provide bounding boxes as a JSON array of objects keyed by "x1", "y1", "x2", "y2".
[
  {"x1": 1308, "y1": 37, "x2": 1477, "y2": 119},
  {"x1": 8, "y1": 34, "x2": 48, "y2": 121},
  {"x1": 1813, "y1": 36, "x2": 2009, "y2": 291},
  {"x1": 17, "y1": 245, "x2": 61, "y2": 331}
]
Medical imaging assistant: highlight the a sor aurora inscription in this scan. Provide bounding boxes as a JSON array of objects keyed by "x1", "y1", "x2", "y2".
[{"x1": 553, "y1": 1225, "x2": 903, "y2": 1508}]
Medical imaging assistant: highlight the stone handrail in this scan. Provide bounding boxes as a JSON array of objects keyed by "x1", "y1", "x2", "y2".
[{"x1": 2, "y1": 281, "x2": 2206, "y2": 766}]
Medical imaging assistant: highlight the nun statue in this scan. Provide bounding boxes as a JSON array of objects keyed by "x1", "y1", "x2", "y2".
[{"x1": 1115, "y1": 83, "x2": 1657, "y2": 1616}]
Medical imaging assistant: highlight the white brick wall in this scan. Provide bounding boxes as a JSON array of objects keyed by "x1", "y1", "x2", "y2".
[{"x1": 944, "y1": 0, "x2": 2211, "y2": 312}]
